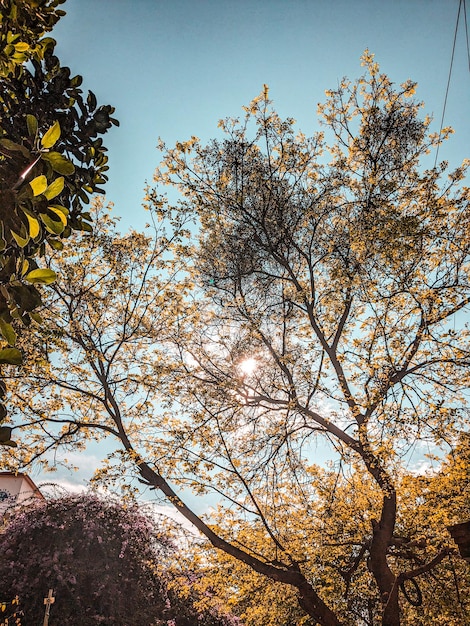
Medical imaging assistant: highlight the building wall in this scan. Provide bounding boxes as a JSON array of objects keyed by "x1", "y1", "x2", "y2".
[{"x1": 0, "y1": 473, "x2": 44, "y2": 519}]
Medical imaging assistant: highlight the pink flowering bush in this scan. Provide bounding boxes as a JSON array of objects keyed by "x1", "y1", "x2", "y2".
[{"x1": 0, "y1": 494, "x2": 239, "y2": 626}]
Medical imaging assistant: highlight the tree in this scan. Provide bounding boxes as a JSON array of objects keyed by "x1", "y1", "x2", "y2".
[
  {"x1": 182, "y1": 441, "x2": 470, "y2": 625},
  {"x1": 0, "y1": 492, "x2": 240, "y2": 626},
  {"x1": 0, "y1": 0, "x2": 118, "y2": 444},
  {"x1": 3, "y1": 53, "x2": 470, "y2": 625}
]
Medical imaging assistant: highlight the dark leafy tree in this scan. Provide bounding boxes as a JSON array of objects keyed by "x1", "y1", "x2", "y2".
[{"x1": 0, "y1": 0, "x2": 118, "y2": 444}]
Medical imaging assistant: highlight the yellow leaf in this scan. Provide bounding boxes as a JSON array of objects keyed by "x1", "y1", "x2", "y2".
[
  {"x1": 25, "y1": 213, "x2": 40, "y2": 238},
  {"x1": 41, "y1": 120, "x2": 61, "y2": 149},
  {"x1": 48, "y1": 206, "x2": 67, "y2": 226},
  {"x1": 29, "y1": 175, "x2": 47, "y2": 196},
  {"x1": 44, "y1": 176, "x2": 64, "y2": 200},
  {"x1": 10, "y1": 230, "x2": 29, "y2": 247}
]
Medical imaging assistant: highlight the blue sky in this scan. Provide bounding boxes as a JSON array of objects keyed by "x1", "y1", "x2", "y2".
[
  {"x1": 52, "y1": 0, "x2": 470, "y2": 230},
  {"x1": 36, "y1": 0, "x2": 470, "y2": 495}
]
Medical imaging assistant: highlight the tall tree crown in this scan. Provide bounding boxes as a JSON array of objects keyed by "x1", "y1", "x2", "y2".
[{"x1": 3, "y1": 54, "x2": 470, "y2": 626}]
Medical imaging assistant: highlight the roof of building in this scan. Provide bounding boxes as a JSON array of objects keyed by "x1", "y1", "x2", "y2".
[{"x1": 0, "y1": 472, "x2": 45, "y2": 500}]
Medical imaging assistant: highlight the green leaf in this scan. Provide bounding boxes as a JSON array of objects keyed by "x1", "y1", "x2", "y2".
[
  {"x1": 10, "y1": 230, "x2": 29, "y2": 247},
  {"x1": 0, "y1": 138, "x2": 30, "y2": 158},
  {"x1": 0, "y1": 319, "x2": 17, "y2": 346},
  {"x1": 40, "y1": 212, "x2": 64, "y2": 234},
  {"x1": 30, "y1": 174, "x2": 48, "y2": 196},
  {"x1": 78, "y1": 189, "x2": 90, "y2": 204},
  {"x1": 48, "y1": 206, "x2": 67, "y2": 226},
  {"x1": 14, "y1": 42, "x2": 29, "y2": 52},
  {"x1": 24, "y1": 268, "x2": 57, "y2": 285},
  {"x1": 0, "y1": 347, "x2": 22, "y2": 365},
  {"x1": 44, "y1": 176, "x2": 64, "y2": 200},
  {"x1": 49, "y1": 204, "x2": 69, "y2": 216},
  {"x1": 0, "y1": 138, "x2": 22, "y2": 151},
  {"x1": 42, "y1": 152, "x2": 75, "y2": 175},
  {"x1": 47, "y1": 239, "x2": 64, "y2": 251},
  {"x1": 12, "y1": 52, "x2": 28, "y2": 63},
  {"x1": 41, "y1": 120, "x2": 61, "y2": 149},
  {"x1": 26, "y1": 114, "x2": 38, "y2": 137},
  {"x1": 30, "y1": 312, "x2": 43, "y2": 324}
]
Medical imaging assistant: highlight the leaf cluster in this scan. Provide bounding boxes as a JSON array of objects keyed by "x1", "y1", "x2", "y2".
[{"x1": 0, "y1": 0, "x2": 118, "y2": 440}]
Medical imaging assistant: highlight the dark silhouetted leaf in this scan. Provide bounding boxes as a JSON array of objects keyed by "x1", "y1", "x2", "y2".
[{"x1": 0, "y1": 347, "x2": 22, "y2": 365}]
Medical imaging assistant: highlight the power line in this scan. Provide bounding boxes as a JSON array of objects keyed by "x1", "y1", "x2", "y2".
[{"x1": 434, "y1": 0, "x2": 465, "y2": 168}]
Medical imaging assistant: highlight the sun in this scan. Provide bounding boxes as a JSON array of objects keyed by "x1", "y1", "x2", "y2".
[{"x1": 238, "y1": 357, "x2": 257, "y2": 375}]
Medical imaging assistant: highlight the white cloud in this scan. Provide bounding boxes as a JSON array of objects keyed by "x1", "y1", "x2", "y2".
[{"x1": 408, "y1": 459, "x2": 441, "y2": 476}]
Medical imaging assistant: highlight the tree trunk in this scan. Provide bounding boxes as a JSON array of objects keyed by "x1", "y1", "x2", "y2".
[
  {"x1": 297, "y1": 581, "x2": 343, "y2": 626},
  {"x1": 369, "y1": 492, "x2": 400, "y2": 626},
  {"x1": 358, "y1": 433, "x2": 400, "y2": 626}
]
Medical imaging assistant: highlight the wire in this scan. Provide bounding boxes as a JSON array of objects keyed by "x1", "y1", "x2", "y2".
[{"x1": 434, "y1": 0, "x2": 463, "y2": 168}]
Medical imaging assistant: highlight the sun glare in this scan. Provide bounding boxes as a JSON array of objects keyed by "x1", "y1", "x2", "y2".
[{"x1": 238, "y1": 357, "x2": 257, "y2": 375}]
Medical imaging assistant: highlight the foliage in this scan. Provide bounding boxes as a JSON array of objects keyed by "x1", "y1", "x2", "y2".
[
  {"x1": 2, "y1": 197, "x2": 192, "y2": 463},
  {"x1": 0, "y1": 0, "x2": 117, "y2": 443},
  {"x1": 0, "y1": 493, "x2": 240, "y2": 626},
  {"x1": 184, "y1": 442, "x2": 469, "y2": 625},
  {"x1": 0, "y1": 595, "x2": 22, "y2": 626},
  {"x1": 3, "y1": 54, "x2": 470, "y2": 626}
]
